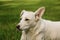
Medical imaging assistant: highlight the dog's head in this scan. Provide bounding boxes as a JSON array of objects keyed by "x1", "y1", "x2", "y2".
[{"x1": 16, "y1": 7, "x2": 45, "y2": 31}]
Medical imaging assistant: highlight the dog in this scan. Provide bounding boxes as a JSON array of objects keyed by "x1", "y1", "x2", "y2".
[{"x1": 16, "y1": 7, "x2": 60, "y2": 40}]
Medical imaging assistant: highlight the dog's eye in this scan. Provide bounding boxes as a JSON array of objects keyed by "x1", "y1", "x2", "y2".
[{"x1": 25, "y1": 19, "x2": 29, "y2": 21}]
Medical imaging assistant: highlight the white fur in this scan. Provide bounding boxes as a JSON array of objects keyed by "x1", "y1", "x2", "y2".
[{"x1": 17, "y1": 7, "x2": 60, "y2": 40}]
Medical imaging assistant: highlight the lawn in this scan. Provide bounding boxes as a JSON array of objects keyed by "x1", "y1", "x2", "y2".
[{"x1": 0, "y1": 0, "x2": 60, "y2": 40}]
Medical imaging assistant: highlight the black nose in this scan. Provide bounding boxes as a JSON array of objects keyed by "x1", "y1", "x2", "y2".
[{"x1": 16, "y1": 25, "x2": 20, "y2": 29}]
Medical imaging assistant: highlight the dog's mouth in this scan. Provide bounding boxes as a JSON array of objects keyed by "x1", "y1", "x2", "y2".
[{"x1": 20, "y1": 26, "x2": 30, "y2": 31}]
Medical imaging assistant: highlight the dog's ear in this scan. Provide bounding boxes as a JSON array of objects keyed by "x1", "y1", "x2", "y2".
[
  {"x1": 20, "y1": 10, "x2": 26, "y2": 16},
  {"x1": 35, "y1": 7, "x2": 45, "y2": 18},
  {"x1": 35, "y1": 7, "x2": 45, "y2": 21}
]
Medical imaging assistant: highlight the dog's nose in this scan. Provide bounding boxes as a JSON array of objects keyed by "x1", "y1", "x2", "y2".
[
  {"x1": 16, "y1": 25, "x2": 22, "y2": 31},
  {"x1": 16, "y1": 25, "x2": 20, "y2": 29}
]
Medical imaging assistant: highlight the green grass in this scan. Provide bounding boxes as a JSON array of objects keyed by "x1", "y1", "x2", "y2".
[{"x1": 0, "y1": 0, "x2": 60, "y2": 40}]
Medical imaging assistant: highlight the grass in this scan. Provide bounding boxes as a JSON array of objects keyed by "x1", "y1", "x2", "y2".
[{"x1": 0, "y1": 0, "x2": 60, "y2": 40}]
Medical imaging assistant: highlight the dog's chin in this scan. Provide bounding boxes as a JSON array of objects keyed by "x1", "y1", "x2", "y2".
[{"x1": 17, "y1": 28, "x2": 22, "y2": 31}]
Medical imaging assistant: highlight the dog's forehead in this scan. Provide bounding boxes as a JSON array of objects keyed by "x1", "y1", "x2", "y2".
[{"x1": 21, "y1": 11, "x2": 35, "y2": 19}]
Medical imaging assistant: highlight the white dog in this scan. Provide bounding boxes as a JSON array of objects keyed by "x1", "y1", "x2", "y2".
[{"x1": 16, "y1": 7, "x2": 60, "y2": 40}]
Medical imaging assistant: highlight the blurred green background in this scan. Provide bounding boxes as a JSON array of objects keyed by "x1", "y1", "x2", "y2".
[{"x1": 0, "y1": 0, "x2": 60, "y2": 40}]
